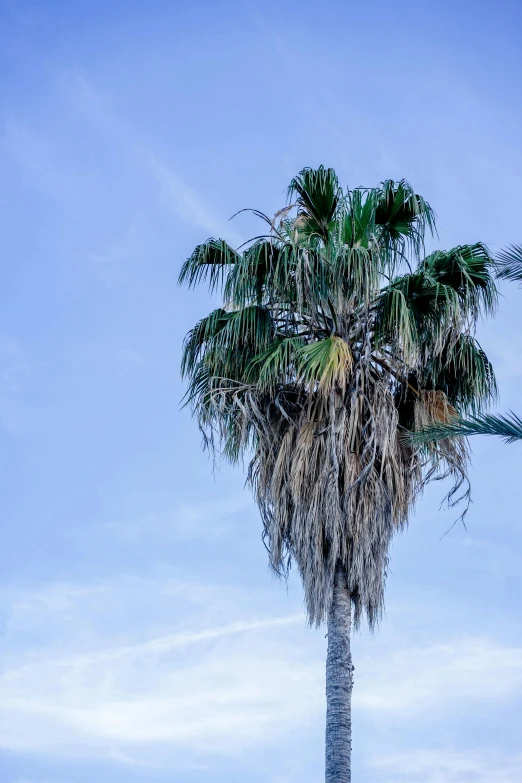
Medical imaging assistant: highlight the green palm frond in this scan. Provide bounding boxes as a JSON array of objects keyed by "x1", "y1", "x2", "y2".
[
  {"x1": 377, "y1": 248, "x2": 497, "y2": 376},
  {"x1": 223, "y1": 304, "x2": 273, "y2": 345},
  {"x1": 340, "y1": 188, "x2": 377, "y2": 248},
  {"x1": 374, "y1": 284, "x2": 418, "y2": 359},
  {"x1": 224, "y1": 240, "x2": 280, "y2": 307},
  {"x1": 247, "y1": 336, "x2": 305, "y2": 389},
  {"x1": 185, "y1": 305, "x2": 274, "y2": 395},
  {"x1": 297, "y1": 336, "x2": 353, "y2": 393},
  {"x1": 178, "y1": 238, "x2": 240, "y2": 291},
  {"x1": 287, "y1": 166, "x2": 341, "y2": 242},
  {"x1": 391, "y1": 274, "x2": 464, "y2": 356},
  {"x1": 423, "y1": 243, "x2": 498, "y2": 316},
  {"x1": 333, "y1": 245, "x2": 379, "y2": 305},
  {"x1": 496, "y1": 243, "x2": 522, "y2": 282},
  {"x1": 413, "y1": 411, "x2": 522, "y2": 444},
  {"x1": 181, "y1": 307, "x2": 234, "y2": 377},
  {"x1": 388, "y1": 271, "x2": 460, "y2": 324},
  {"x1": 182, "y1": 359, "x2": 220, "y2": 414},
  {"x1": 424, "y1": 333, "x2": 497, "y2": 414},
  {"x1": 375, "y1": 179, "x2": 437, "y2": 270}
]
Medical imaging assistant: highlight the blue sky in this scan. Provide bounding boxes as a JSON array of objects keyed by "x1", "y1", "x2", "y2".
[{"x1": 0, "y1": 0, "x2": 522, "y2": 781}]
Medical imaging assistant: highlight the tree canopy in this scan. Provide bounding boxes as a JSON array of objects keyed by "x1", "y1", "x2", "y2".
[{"x1": 180, "y1": 167, "x2": 498, "y2": 627}]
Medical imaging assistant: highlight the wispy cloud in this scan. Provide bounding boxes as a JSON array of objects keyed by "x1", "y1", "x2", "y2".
[
  {"x1": 63, "y1": 72, "x2": 244, "y2": 246},
  {"x1": 0, "y1": 614, "x2": 313, "y2": 754},
  {"x1": 3, "y1": 74, "x2": 244, "y2": 273},
  {"x1": 2, "y1": 574, "x2": 522, "y2": 770},
  {"x1": 148, "y1": 154, "x2": 243, "y2": 246},
  {"x1": 354, "y1": 634, "x2": 522, "y2": 715},
  {"x1": 19, "y1": 613, "x2": 305, "y2": 667},
  {"x1": 369, "y1": 749, "x2": 522, "y2": 783},
  {"x1": 0, "y1": 577, "x2": 318, "y2": 764}
]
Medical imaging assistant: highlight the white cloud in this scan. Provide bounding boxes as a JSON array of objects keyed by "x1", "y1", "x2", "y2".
[
  {"x1": 2, "y1": 577, "x2": 521, "y2": 770},
  {"x1": 149, "y1": 154, "x2": 243, "y2": 246},
  {"x1": 354, "y1": 634, "x2": 522, "y2": 714},
  {"x1": 1, "y1": 618, "x2": 314, "y2": 751},
  {"x1": 62, "y1": 73, "x2": 244, "y2": 246},
  {"x1": 369, "y1": 749, "x2": 522, "y2": 783},
  {"x1": 0, "y1": 578, "x2": 319, "y2": 764},
  {"x1": 4, "y1": 75, "x2": 243, "y2": 260}
]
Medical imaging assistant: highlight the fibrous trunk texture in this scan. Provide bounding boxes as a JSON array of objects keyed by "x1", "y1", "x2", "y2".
[{"x1": 325, "y1": 564, "x2": 353, "y2": 783}]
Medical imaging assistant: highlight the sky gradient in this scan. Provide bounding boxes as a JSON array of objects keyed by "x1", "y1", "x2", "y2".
[{"x1": 1, "y1": 1, "x2": 522, "y2": 781}]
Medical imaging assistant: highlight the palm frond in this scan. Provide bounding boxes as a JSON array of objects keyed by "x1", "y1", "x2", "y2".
[
  {"x1": 375, "y1": 179, "x2": 437, "y2": 272},
  {"x1": 224, "y1": 240, "x2": 282, "y2": 307},
  {"x1": 424, "y1": 334, "x2": 497, "y2": 414},
  {"x1": 178, "y1": 239, "x2": 240, "y2": 291},
  {"x1": 413, "y1": 411, "x2": 522, "y2": 444},
  {"x1": 340, "y1": 188, "x2": 377, "y2": 249},
  {"x1": 496, "y1": 243, "x2": 522, "y2": 282},
  {"x1": 374, "y1": 284, "x2": 418, "y2": 360},
  {"x1": 333, "y1": 244, "x2": 380, "y2": 306},
  {"x1": 216, "y1": 305, "x2": 274, "y2": 361},
  {"x1": 423, "y1": 243, "x2": 497, "y2": 316},
  {"x1": 181, "y1": 307, "x2": 234, "y2": 377},
  {"x1": 412, "y1": 389, "x2": 468, "y2": 470},
  {"x1": 297, "y1": 336, "x2": 353, "y2": 393},
  {"x1": 248, "y1": 336, "x2": 305, "y2": 389},
  {"x1": 188, "y1": 305, "x2": 275, "y2": 393},
  {"x1": 287, "y1": 166, "x2": 341, "y2": 242}
]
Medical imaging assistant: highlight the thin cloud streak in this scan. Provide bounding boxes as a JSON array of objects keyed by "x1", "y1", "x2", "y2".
[
  {"x1": 3, "y1": 75, "x2": 244, "y2": 254},
  {"x1": 149, "y1": 154, "x2": 243, "y2": 247},
  {"x1": 4, "y1": 613, "x2": 305, "y2": 671},
  {"x1": 1, "y1": 576, "x2": 522, "y2": 766},
  {"x1": 65, "y1": 71, "x2": 245, "y2": 246},
  {"x1": 0, "y1": 578, "x2": 319, "y2": 760}
]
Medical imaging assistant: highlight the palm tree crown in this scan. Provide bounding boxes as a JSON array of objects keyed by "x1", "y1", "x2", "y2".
[{"x1": 180, "y1": 166, "x2": 497, "y2": 628}]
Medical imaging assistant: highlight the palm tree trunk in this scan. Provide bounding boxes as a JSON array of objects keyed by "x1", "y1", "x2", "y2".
[{"x1": 325, "y1": 564, "x2": 353, "y2": 783}]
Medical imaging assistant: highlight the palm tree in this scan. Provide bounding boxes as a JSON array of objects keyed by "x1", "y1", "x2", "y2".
[
  {"x1": 413, "y1": 243, "x2": 522, "y2": 445},
  {"x1": 179, "y1": 167, "x2": 498, "y2": 782}
]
